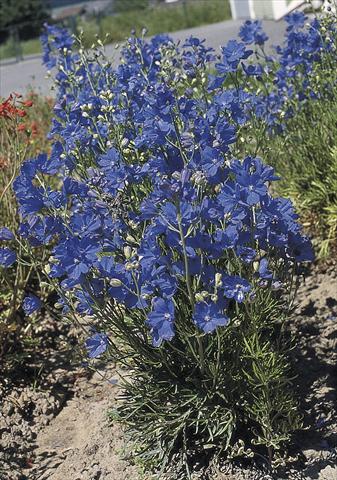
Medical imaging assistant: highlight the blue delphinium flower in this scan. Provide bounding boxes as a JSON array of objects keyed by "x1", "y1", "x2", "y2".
[
  {"x1": 0, "y1": 227, "x2": 14, "y2": 240},
  {"x1": 239, "y1": 20, "x2": 268, "y2": 45},
  {"x1": 0, "y1": 248, "x2": 17, "y2": 267},
  {"x1": 22, "y1": 294, "x2": 42, "y2": 315},
  {"x1": 222, "y1": 275, "x2": 251, "y2": 303},
  {"x1": 147, "y1": 298, "x2": 175, "y2": 347},
  {"x1": 258, "y1": 258, "x2": 273, "y2": 280},
  {"x1": 285, "y1": 11, "x2": 306, "y2": 32},
  {"x1": 193, "y1": 302, "x2": 229, "y2": 333},
  {"x1": 242, "y1": 63, "x2": 264, "y2": 77},
  {"x1": 52, "y1": 237, "x2": 101, "y2": 283},
  {"x1": 85, "y1": 332, "x2": 109, "y2": 358},
  {"x1": 216, "y1": 40, "x2": 252, "y2": 74}
]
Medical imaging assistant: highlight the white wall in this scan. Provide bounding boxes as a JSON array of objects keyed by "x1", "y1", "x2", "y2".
[
  {"x1": 229, "y1": 0, "x2": 251, "y2": 19},
  {"x1": 229, "y1": 0, "x2": 307, "y2": 20}
]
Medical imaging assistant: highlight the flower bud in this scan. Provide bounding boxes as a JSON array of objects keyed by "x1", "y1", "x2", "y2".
[
  {"x1": 110, "y1": 278, "x2": 122, "y2": 287},
  {"x1": 126, "y1": 235, "x2": 137, "y2": 245},
  {"x1": 191, "y1": 171, "x2": 205, "y2": 186},
  {"x1": 215, "y1": 273, "x2": 222, "y2": 288},
  {"x1": 124, "y1": 246, "x2": 132, "y2": 259},
  {"x1": 195, "y1": 293, "x2": 204, "y2": 302}
]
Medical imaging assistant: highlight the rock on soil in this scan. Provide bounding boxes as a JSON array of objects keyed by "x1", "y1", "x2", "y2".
[{"x1": 0, "y1": 262, "x2": 336, "y2": 480}]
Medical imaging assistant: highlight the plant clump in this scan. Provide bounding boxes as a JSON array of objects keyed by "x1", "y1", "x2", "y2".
[{"x1": 2, "y1": 10, "x2": 336, "y2": 477}]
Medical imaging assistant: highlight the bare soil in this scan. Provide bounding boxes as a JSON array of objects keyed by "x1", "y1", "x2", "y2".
[{"x1": 1, "y1": 261, "x2": 336, "y2": 480}]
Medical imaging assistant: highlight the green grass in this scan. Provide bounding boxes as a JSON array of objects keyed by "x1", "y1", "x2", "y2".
[
  {"x1": 0, "y1": 0, "x2": 231, "y2": 60},
  {"x1": 0, "y1": 37, "x2": 41, "y2": 61}
]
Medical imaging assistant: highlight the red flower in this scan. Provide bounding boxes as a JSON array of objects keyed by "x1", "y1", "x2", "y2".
[
  {"x1": 17, "y1": 123, "x2": 27, "y2": 132},
  {"x1": 17, "y1": 109, "x2": 26, "y2": 117},
  {"x1": 0, "y1": 92, "x2": 31, "y2": 119},
  {"x1": 22, "y1": 100, "x2": 33, "y2": 107}
]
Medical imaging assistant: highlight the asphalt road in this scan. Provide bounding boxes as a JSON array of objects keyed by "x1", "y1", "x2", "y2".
[{"x1": 0, "y1": 19, "x2": 287, "y2": 99}]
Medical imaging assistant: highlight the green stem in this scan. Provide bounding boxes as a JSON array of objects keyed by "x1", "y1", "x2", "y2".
[
  {"x1": 197, "y1": 336, "x2": 205, "y2": 376},
  {"x1": 177, "y1": 208, "x2": 205, "y2": 375},
  {"x1": 177, "y1": 211, "x2": 194, "y2": 307}
]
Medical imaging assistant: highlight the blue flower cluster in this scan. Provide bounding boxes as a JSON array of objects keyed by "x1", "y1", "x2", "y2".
[
  {"x1": 245, "y1": 13, "x2": 337, "y2": 129},
  {"x1": 4, "y1": 14, "x2": 329, "y2": 350}
]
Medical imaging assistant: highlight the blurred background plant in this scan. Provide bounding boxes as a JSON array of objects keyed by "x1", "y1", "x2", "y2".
[
  {"x1": 77, "y1": 0, "x2": 231, "y2": 49},
  {"x1": 0, "y1": 0, "x2": 231, "y2": 60},
  {"x1": 0, "y1": 0, "x2": 50, "y2": 60},
  {"x1": 261, "y1": 96, "x2": 337, "y2": 258},
  {"x1": 0, "y1": 91, "x2": 53, "y2": 366}
]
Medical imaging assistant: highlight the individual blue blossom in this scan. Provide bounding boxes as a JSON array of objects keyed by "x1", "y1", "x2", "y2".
[
  {"x1": 215, "y1": 121, "x2": 236, "y2": 150},
  {"x1": 239, "y1": 20, "x2": 268, "y2": 45},
  {"x1": 22, "y1": 294, "x2": 42, "y2": 315},
  {"x1": 243, "y1": 63, "x2": 264, "y2": 77},
  {"x1": 85, "y1": 332, "x2": 109, "y2": 358},
  {"x1": 222, "y1": 275, "x2": 251, "y2": 303},
  {"x1": 52, "y1": 237, "x2": 101, "y2": 283},
  {"x1": 198, "y1": 146, "x2": 226, "y2": 183},
  {"x1": 146, "y1": 297, "x2": 175, "y2": 347},
  {"x1": 258, "y1": 258, "x2": 273, "y2": 280},
  {"x1": 214, "y1": 225, "x2": 239, "y2": 250},
  {"x1": 285, "y1": 11, "x2": 307, "y2": 32},
  {"x1": 287, "y1": 233, "x2": 314, "y2": 262},
  {"x1": 236, "y1": 246, "x2": 256, "y2": 264},
  {"x1": 231, "y1": 157, "x2": 279, "y2": 205},
  {"x1": 216, "y1": 40, "x2": 252, "y2": 74},
  {"x1": 0, "y1": 248, "x2": 17, "y2": 267},
  {"x1": 193, "y1": 302, "x2": 229, "y2": 333},
  {"x1": 0, "y1": 227, "x2": 14, "y2": 240}
]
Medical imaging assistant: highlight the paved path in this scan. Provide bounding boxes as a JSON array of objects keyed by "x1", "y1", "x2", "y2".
[{"x1": 0, "y1": 19, "x2": 287, "y2": 98}]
